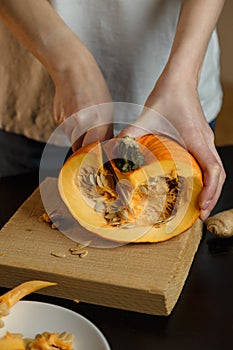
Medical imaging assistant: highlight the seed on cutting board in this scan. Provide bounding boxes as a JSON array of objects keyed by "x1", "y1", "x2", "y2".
[
  {"x1": 41, "y1": 212, "x2": 51, "y2": 223},
  {"x1": 70, "y1": 249, "x2": 84, "y2": 255},
  {"x1": 69, "y1": 241, "x2": 90, "y2": 253},
  {"x1": 51, "y1": 221, "x2": 60, "y2": 229},
  {"x1": 50, "y1": 251, "x2": 66, "y2": 258},
  {"x1": 73, "y1": 298, "x2": 80, "y2": 303},
  {"x1": 79, "y1": 250, "x2": 88, "y2": 258}
]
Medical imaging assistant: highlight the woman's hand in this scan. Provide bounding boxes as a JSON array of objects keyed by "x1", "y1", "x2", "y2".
[
  {"x1": 147, "y1": 73, "x2": 225, "y2": 221},
  {"x1": 119, "y1": 0, "x2": 226, "y2": 220},
  {"x1": 52, "y1": 48, "x2": 113, "y2": 150},
  {"x1": 0, "y1": 0, "x2": 113, "y2": 150},
  {"x1": 118, "y1": 69, "x2": 226, "y2": 221}
]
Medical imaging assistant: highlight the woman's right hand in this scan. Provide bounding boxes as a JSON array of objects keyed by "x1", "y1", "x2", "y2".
[
  {"x1": 52, "y1": 47, "x2": 113, "y2": 150},
  {"x1": 0, "y1": 0, "x2": 113, "y2": 150}
]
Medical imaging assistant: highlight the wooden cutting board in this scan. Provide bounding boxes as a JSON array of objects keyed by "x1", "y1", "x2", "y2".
[{"x1": 0, "y1": 178, "x2": 203, "y2": 316}]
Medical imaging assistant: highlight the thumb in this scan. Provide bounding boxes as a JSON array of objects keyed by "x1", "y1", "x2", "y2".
[
  {"x1": 82, "y1": 124, "x2": 113, "y2": 147},
  {"x1": 117, "y1": 123, "x2": 148, "y2": 140}
]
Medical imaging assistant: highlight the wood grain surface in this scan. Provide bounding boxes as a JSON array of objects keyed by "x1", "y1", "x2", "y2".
[{"x1": 0, "y1": 178, "x2": 203, "y2": 316}]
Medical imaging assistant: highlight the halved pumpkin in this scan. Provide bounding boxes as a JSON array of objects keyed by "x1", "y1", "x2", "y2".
[{"x1": 58, "y1": 134, "x2": 203, "y2": 243}]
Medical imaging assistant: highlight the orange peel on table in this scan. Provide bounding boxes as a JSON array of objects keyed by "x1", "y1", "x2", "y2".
[{"x1": 0, "y1": 280, "x2": 57, "y2": 328}]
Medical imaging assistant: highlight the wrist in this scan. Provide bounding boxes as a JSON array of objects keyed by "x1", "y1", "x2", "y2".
[
  {"x1": 38, "y1": 28, "x2": 94, "y2": 82},
  {"x1": 164, "y1": 53, "x2": 202, "y2": 88}
]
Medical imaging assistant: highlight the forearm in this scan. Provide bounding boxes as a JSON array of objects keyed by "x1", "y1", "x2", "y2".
[
  {"x1": 167, "y1": 0, "x2": 225, "y2": 83},
  {"x1": 0, "y1": 0, "x2": 88, "y2": 80}
]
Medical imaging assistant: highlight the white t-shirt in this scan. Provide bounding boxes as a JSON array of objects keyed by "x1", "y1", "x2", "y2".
[
  {"x1": 0, "y1": 0, "x2": 222, "y2": 143},
  {"x1": 51, "y1": 0, "x2": 223, "y2": 124}
]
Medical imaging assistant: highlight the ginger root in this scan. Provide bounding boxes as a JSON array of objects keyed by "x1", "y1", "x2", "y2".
[{"x1": 205, "y1": 209, "x2": 233, "y2": 238}]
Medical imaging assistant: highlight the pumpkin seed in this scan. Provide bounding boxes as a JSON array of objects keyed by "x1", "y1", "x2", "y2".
[
  {"x1": 139, "y1": 185, "x2": 148, "y2": 195},
  {"x1": 70, "y1": 249, "x2": 85, "y2": 255},
  {"x1": 109, "y1": 221, "x2": 121, "y2": 226},
  {"x1": 105, "y1": 213, "x2": 116, "y2": 220},
  {"x1": 121, "y1": 223, "x2": 136, "y2": 229},
  {"x1": 79, "y1": 168, "x2": 88, "y2": 175},
  {"x1": 89, "y1": 173, "x2": 96, "y2": 185},
  {"x1": 64, "y1": 333, "x2": 75, "y2": 342},
  {"x1": 94, "y1": 202, "x2": 106, "y2": 212},
  {"x1": 148, "y1": 176, "x2": 156, "y2": 185},
  {"x1": 58, "y1": 332, "x2": 67, "y2": 339},
  {"x1": 112, "y1": 216, "x2": 121, "y2": 222},
  {"x1": 119, "y1": 209, "x2": 129, "y2": 220},
  {"x1": 100, "y1": 172, "x2": 109, "y2": 186},
  {"x1": 51, "y1": 251, "x2": 66, "y2": 258},
  {"x1": 51, "y1": 221, "x2": 60, "y2": 229},
  {"x1": 41, "y1": 212, "x2": 51, "y2": 223},
  {"x1": 96, "y1": 174, "x2": 104, "y2": 187},
  {"x1": 79, "y1": 250, "x2": 89, "y2": 258},
  {"x1": 69, "y1": 241, "x2": 90, "y2": 255}
]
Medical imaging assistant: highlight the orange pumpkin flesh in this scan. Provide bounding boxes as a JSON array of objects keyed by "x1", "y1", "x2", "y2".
[{"x1": 58, "y1": 135, "x2": 203, "y2": 243}]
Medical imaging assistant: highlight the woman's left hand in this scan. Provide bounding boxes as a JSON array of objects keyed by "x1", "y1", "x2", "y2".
[{"x1": 118, "y1": 69, "x2": 226, "y2": 221}]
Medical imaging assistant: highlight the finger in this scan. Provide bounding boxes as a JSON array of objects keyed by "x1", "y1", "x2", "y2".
[
  {"x1": 61, "y1": 115, "x2": 83, "y2": 151},
  {"x1": 200, "y1": 167, "x2": 226, "y2": 220},
  {"x1": 117, "y1": 124, "x2": 146, "y2": 139},
  {"x1": 183, "y1": 130, "x2": 225, "y2": 212},
  {"x1": 82, "y1": 123, "x2": 113, "y2": 147},
  {"x1": 198, "y1": 163, "x2": 222, "y2": 206},
  {"x1": 117, "y1": 112, "x2": 155, "y2": 139},
  {"x1": 72, "y1": 134, "x2": 85, "y2": 152},
  {"x1": 117, "y1": 108, "x2": 183, "y2": 143},
  {"x1": 53, "y1": 97, "x2": 65, "y2": 125},
  {"x1": 190, "y1": 146, "x2": 225, "y2": 218}
]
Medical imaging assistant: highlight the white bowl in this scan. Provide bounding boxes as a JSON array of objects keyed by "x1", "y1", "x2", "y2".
[{"x1": 0, "y1": 300, "x2": 110, "y2": 350}]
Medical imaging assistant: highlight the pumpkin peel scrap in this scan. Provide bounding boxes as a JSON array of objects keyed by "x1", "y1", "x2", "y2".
[
  {"x1": 58, "y1": 134, "x2": 203, "y2": 243},
  {"x1": 0, "y1": 331, "x2": 74, "y2": 350},
  {"x1": 0, "y1": 332, "x2": 25, "y2": 350},
  {"x1": 0, "y1": 280, "x2": 57, "y2": 328}
]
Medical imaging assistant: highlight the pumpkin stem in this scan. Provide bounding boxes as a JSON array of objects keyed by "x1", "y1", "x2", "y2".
[{"x1": 115, "y1": 136, "x2": 145, "y2": 172}]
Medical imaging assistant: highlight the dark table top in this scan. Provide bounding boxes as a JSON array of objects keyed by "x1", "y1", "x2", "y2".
[{"x1": 0, "y1": 146, "x2": 233, "y2": 350}]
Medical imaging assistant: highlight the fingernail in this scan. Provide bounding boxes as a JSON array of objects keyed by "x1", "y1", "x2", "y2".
[
  {"x1": 200, "y1": 210, "x2": 210, "y2": 221},
  {"x1": 201, "y1": 200, "x2": 211, "y2": 211}
]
